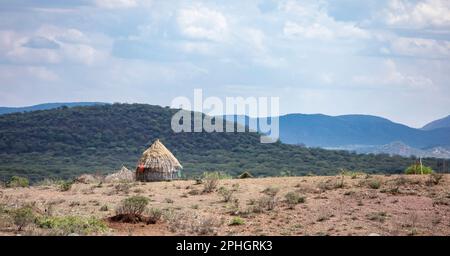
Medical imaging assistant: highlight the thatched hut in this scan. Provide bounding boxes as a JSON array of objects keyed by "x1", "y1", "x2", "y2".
[{"x1": 135, "y1": 139, "x2": 182, "y2": 181}]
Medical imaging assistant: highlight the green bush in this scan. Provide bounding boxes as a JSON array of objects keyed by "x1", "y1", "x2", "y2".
[
  {"x1": 368, "y1": 179, "x2": 382, "y2": 189},
  {"x1": 405, "y1": 164, "x2": 433, "y2": 175},
  {"x1": 37, "y1": 216, "x2": 107, "y2": 235},
  {"x1": 12, "y1": 206, "x2": 36, "y2": 231},
  {"x1": 8, "y1": 176, "x2": 29, "y2": 188},
  {"x1": 147, "y1": 208, "x2": 163, "y2": 224},
  {"x1": 284, "y1": 192, "x2": 305, "y2": 208},
  {"x1": 229, "y1": 217, "x2": 245, "y2": 226},
  {"x1": 116, "y1": 196, "x2": 149, "y2": 216},
  {"x1": 59, "y1": 180, "x2": 73, "y2": 192}
]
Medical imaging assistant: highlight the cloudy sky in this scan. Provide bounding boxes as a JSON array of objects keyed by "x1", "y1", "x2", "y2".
[{"x1": 0, "y1": 0, "x2": 449, "y2": 127}]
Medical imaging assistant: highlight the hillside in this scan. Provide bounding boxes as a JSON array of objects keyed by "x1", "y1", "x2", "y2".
[
  {"x1": 422, "y1": 115, "x2": 450, "y2": 131},
  {"x1": 223, "y1": 114, "x2": 450, "y2": 148},
  {"x1": 0, "y1": 102, "x2": 107, "y2": 115},
  {"x1": 0, "y1": 104, "x2": 440, "y2": 182}
]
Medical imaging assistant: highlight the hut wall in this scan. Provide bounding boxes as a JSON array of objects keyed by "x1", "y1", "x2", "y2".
[{"x1": 136, "y1": 168, "x2": 179, "y2": 181}]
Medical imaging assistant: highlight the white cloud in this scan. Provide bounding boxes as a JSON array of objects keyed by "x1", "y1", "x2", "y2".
[
  {"x1": 177, "y1": 5, "x2": 229, "y2": 42},
  {"x1": 27, "y1": 66, "x2": 59, "y2": 81},
  {"x1": 389, "y1": 36, "x2": 450, "y2": 59},
  {"x1": 282, "y1": 1, "x2": 370, "y2": 40},
  {"x1": 353, "y1": 59, "x2": 434, "y2": 89},
  {"x1": 0, "y1": 26, "x2": 111, "y2": 66},
  {"x1": 384, "y1": 0, "x2": 450, "y2": 29},
  {"x1": 94, "y1": 0, "x2": 151, "y2": 9}
]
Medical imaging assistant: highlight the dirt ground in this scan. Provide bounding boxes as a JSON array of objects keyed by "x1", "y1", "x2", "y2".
[{"x1": 1, "y1": 174, "x2": 449, "y2": 236}]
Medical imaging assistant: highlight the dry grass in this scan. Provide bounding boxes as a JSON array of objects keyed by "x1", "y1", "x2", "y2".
[{"x1": 0, "y1": 174, "x2": 449, "y2": 236}]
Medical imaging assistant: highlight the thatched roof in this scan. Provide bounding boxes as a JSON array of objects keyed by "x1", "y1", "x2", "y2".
[
  {"x1": 105, "y1": 166, "x2": 135, "y2": 182},
  {"x1": 138, "y1": 139, "x2": 182, "y2": 173}
]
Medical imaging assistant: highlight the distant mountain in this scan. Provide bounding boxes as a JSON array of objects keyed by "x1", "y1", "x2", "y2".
[
  {"x1": 422, "y1": 115, "x2": 450, "y2": 131},
  {"x1": 329, "y1": 142, "x2": 450, "y2": 159},
  {"x1": 223, "y1": 114, "x2": 450, "y2": 148},
  {"x1": 0, "y1": 104, "x2": 437, "y2": 182},
  {"x1": 0, "y1": 102, "x2": 108, "y2": 115}
]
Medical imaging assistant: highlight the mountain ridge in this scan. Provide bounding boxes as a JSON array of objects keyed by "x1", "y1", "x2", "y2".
[
  {"x1": 0, "y1": 103, "x2": 437, "y2": 182},
  {"x1": 0, "y1": 102, "x2": 108, "y2": 115}
]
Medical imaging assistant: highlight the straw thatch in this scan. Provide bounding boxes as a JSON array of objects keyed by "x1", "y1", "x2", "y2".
[
  {"x1": 105, "y1": 166, "x2": 135, "y2": 183},
  {"x1": 136, "y1": 139, "x2": 182, "y2": 181}
]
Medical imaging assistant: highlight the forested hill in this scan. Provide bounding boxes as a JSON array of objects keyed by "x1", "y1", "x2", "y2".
[{"x1": 0, "y1": 104, "x2": 439, "y2": 182}]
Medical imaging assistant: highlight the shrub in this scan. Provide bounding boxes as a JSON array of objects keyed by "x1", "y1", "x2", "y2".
[
  {"x1": 116, "y1": 196, "x2": 149, "y2": 216},
  {"x1": 146, "y1": 208, "x2": 163, "y2": 224},
  {"x1": 368, "y1": 179, "x2": 381, "y2": 189},
  {"x1": 366, "y1": 212, "x2": 387, "y2": 222},
  {"x1": 164, "y1": 198, "x2": 174, "y2": 204},
  {"x1": 229, "y1": 217, "x2": 245, "y2": 226},
  {"x1": 284, "y1": 192, "x2": 305, "y2": 208},
  {"x1": 59, "y1": 180, "x2": 73, "y2": 192},
  {"x1": 203, "y1": 172, "x2": 220, "y2": 193},
  {"x1": 113, "y1": 182, "x2": 132, "y2": 194},
  {"x1": 426, "y1": 173, "x2": 443, "y2": 186},
  {"x1": 12, "y1": 206, "x2": 36, "y2": 231},
  {"x1": 262, "y1": 186, "x2": 279, "y2": 197},
  {"x1": 8, "y1": 176, "x2": 29, "y2": 188},
  {"x1": 218, "y1": 187, "x2": 234, "y2": 202},
  {"x1": 37, "y1": 216, "x2": 107, "y2": 235},
  {"x1": 188, "y1": 189, "x2": 201, "y2": 195},
  {"x1": 405, "y1": 164, "x2": 433, "y2": 175},
  {"x1": 257, "y1": 196, "x2": 276, "y2": 211},
  {"x1": 334, "y1": 175, "x2": 345, "y2": 189}
]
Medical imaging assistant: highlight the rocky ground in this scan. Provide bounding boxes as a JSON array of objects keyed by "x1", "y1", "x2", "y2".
[{"x1": 1, "y1": 173, "x2": 449, "y2": 236}]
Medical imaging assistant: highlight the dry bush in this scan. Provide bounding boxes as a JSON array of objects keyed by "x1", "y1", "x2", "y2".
[
  {"x1": 366, "y1": 212, "x2": 387, "y2": 222},
  {"x1": 146, "y1": 208, "x2": 163, "y2": 224},
  {"x1": 188, "y1": 189, "x2": 201, "y2": 195},
  {"x1": 256, "y1": 196, "x2": 277, "y2": 212},
  {"x1": 203, "y1": 173, "x2": 220, "y2": 193},
  {"x1": 165, "y1": 210, "x2": 223, "y2": 235},
  {"x1": 218, "y1": 187, "x2": 234, "y2": 202},
  {"x1": 262, "y1": 186, "x2": 279, "y2": 196},
  {"x1": 106, "y1": 182, "x2": 132, "y2": 195},
  {"x1": 426, "y1": 173, "x2": 443, "y2": 186},
  {"x1": 284, "y1": 191, "x2": 305, "y2": 209}
]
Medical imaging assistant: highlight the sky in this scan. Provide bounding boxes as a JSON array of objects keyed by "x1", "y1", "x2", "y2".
[{"x1": 0, "y1": 0, "x2": 449, "y2": 128}]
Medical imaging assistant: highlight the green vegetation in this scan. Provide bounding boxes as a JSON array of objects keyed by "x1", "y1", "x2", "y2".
[
  {"x1": 12, "y1": 206, "x2": 36, "y2": 231},
  {"x1": 0, "y1": 104, "x2": 442, "y2": 182},
  {"x1": 405, "y1": 164, "x2": 433, "y2": 174},
  {"x1": 146, "y1": 208, "x2": 163, "y2": 224},
  {"x1": 8, "y1": 176, "x2": 29, "y2": 188},
  {"x1": 37, "y1": 216, "x2": 107, "y2": 235},
  {"x1": 284, "y1": 191, "x2": 305, "y2": 208},
  {"x1": 116, "y1": 196, "x2": 149, "y2": 216},
  {"x1": 368, "y1": 179, "x2": 382, "y2": 189},
  {"x1": 59, "y1": 180, "x2": 73, "y2": 192},
  {"x1": 229, "y1": 216, "x2": 245, "y2": 226}
]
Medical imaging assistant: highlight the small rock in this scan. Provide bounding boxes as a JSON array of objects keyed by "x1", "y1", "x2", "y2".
[
  {"x1": 68, "y1": 233, "x2": 80, "y2": 236},
  {"x1": 368, "y1": 233, "x2": 381, "y2": 236}
]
